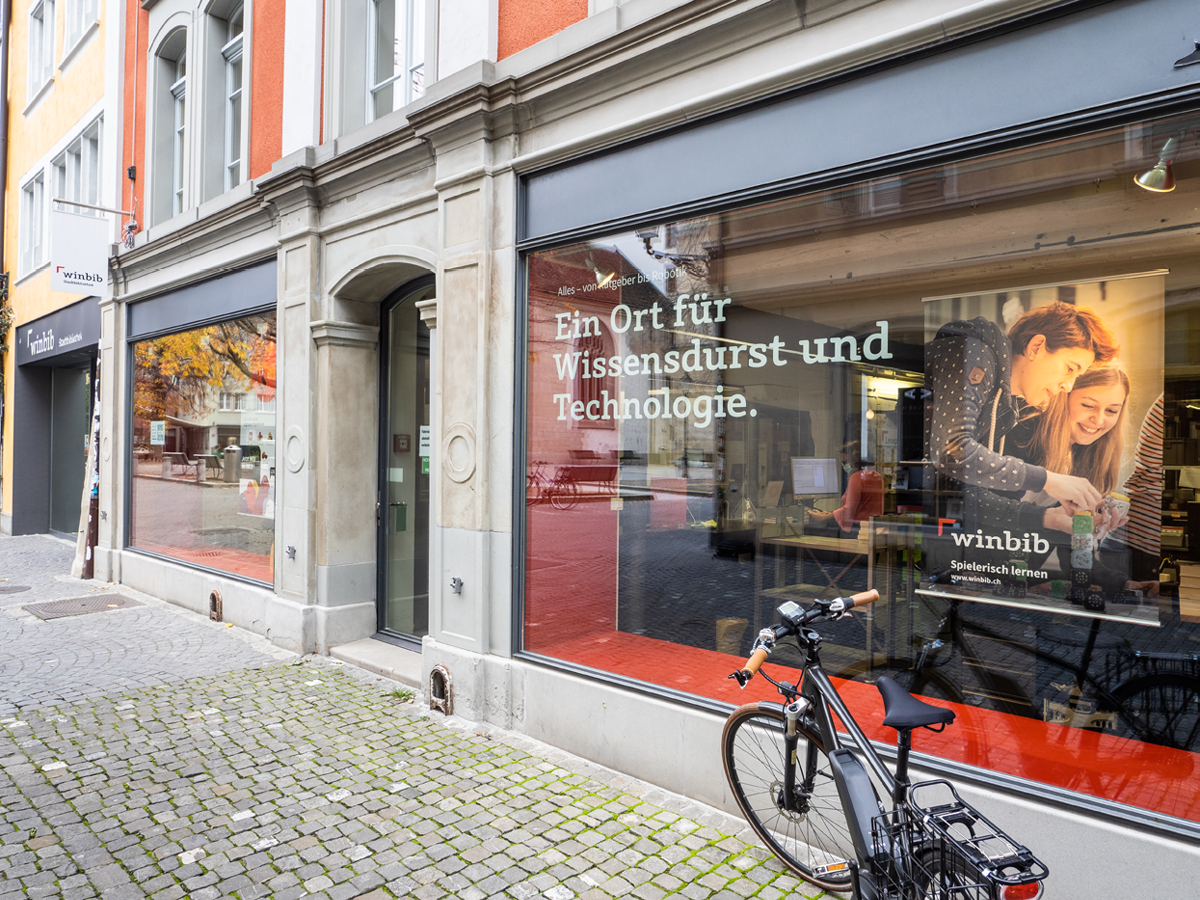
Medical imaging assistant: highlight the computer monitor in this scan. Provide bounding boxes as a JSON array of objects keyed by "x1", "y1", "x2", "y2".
[{"x1": 791, "y1": 457, "x2": 840, "y2": 497}]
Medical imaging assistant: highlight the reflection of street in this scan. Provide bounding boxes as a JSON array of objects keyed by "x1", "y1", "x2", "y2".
[
  {"x1": 130, "y1": 474, "x2": 273, "y2": 581},
  {"x1": 524, "y1": 481, "x2": 1200, "y2": 821}
]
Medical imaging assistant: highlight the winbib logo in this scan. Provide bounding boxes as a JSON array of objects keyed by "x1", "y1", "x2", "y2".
[{"x1": 55, "y1": 266, "x2": 104, "y2": 286}]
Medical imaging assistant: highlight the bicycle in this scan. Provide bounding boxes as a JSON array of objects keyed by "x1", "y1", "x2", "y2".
[
  {"x1": 723, "y1": 589, "x2": 1049, "y2": 900},
  {"x1": 526, "y1": 460, "x2": 581, "y2": 510}
]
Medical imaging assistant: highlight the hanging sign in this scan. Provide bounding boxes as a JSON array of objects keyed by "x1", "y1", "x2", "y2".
[{"x1": 50, "y1": 210, "x2": 110, "y2": 293}]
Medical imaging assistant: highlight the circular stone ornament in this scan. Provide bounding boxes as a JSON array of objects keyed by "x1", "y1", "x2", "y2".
[{"x1": 442, "y1": 423, "x2": 476, "y2": 483}]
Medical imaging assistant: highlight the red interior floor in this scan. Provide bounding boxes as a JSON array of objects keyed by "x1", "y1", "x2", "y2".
[{"x1": 534, "y1": 629, "x2": 1199, "y2": 822}]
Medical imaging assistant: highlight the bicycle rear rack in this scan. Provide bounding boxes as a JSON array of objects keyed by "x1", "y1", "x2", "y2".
[{"x1": 869, "y1": 780, "x2": 1048, "y2": 899}]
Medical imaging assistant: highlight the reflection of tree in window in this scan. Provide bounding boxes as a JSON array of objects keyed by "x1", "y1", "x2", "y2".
[
  {"x1": 132, "y1": 316, "x2": 276, "y2": 425},
  {"x1": 575, "y1": 330, "x2": 614, "y2": 429}
]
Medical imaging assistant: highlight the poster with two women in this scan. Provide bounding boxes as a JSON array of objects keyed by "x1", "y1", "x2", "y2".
[{"x1": 919, "y1": 272, "x2": 1163, "y2": 624}]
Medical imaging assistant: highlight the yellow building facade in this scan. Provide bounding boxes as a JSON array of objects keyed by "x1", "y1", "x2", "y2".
[{"x1": 1, "y1": 0, "x2": 115, "y2": 535}]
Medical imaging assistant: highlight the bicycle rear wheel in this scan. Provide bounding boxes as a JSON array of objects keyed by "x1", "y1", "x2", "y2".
[
  {"x1": 549, "y1": 479, "x2": 580, "y2": 510},
  {"x1": 722, "y1": 703, "x2": 857, "y2": 890}
]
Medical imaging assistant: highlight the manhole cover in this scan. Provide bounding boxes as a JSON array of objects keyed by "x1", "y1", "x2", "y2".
[
  {"x1": 24, "y1": 594, "x2": 143, "y2": 620},
  {"x1": 0, "y1": 585, "x2": 32, "y2": 593}
]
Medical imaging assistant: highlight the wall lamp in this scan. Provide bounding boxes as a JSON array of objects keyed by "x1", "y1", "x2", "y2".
[
  {"x1": 1135, "y1": 136, "x2": 1179, "y2": 193},
  {"x1": 585, "y1": 252, "x2": 615, "y2": 288}
]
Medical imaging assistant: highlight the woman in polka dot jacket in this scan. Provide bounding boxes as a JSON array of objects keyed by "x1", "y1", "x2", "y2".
[{"x1": 925, "y1": 301, "x2": 1119, "y2": 536}]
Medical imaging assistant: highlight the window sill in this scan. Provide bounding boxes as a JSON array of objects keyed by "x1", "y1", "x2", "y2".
[
  {"x1": 23, "y1": 76, "x2": 54, "y2": 117},
  {"x1": 15, "y1": 260, "x2": 51, "y2": 287},
  {"x1": 60, "y1": 20, "x2": 100, "y2": 76}
]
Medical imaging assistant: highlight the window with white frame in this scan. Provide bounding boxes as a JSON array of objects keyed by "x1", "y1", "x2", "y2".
[
  {"x1": 152, "y1": 29, "x2": 188, "y2": 225},
  {"x1": 172, "y1": 53, "x2": 187, "y2": 215},
  {"x1": 52, "y1": 118, "x2": 103, "y2": 217},
  {"x1": 200, "y1": 2, "x2": 246, "y2": 202},
  {"x1": 366, "y1": 0, "x2": 424, "y2": 123},
  {"x1": 64, "y1": 0, "x2": 99, "y2": 53},
  {"x1": 20, "y1": 173, "x2": 46, "y2": 274},
  {"x1": 27, "y1": 0, "x2": 56, "y2": 102},
  {"x1": 223, "y1": 7, "x2": 244, "y2": 190}
]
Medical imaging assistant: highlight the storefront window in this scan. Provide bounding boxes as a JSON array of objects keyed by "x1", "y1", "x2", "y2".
[
  {"x1": 130, "y1": 313, "x2": 276, "y2": 583},
  {"x1": 522, "y1": 113, "x2": 1200, "y2": 822}
]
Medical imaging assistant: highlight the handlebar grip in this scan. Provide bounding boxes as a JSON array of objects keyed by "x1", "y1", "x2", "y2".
[
  {"x1": 846, "y1": 589, "x2": 880, "y2": 609},
  {"x1": 740, "y1": 647, "x2": 769, "y2": 679}
]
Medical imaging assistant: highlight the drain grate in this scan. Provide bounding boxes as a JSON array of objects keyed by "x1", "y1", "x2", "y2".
[
  {"x1": 0, "y1": 585, "x2": 32, "y2": 594},
  {"x1": 24, "y1": 594, "x2": 143, "y2": 620}
]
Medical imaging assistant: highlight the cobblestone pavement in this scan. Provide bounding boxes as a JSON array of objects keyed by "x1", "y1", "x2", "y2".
[
  {"x1": 0, "y1": 536, "x2": 292, "y2": 716},
  {"x1": 0, "y1": 534, "x2": 830, "y2": 900}
]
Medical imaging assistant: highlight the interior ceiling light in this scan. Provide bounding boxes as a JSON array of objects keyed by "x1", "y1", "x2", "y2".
[
  {"x1": 1135, "y1": 137, "x2": 1179, "y2": 193},
  {"x1": 584, "y1": 252, "x2": 615, "y2": 288}
]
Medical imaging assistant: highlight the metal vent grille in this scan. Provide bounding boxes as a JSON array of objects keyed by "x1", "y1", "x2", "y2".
[{"x1": 24, "y1": 594, "x2": 143, "y2": 620}]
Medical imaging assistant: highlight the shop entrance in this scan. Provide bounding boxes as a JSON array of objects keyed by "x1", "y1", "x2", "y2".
[
  {"x1": 378, "y1": 279, "x2": 433, "y2": 644},
  {"x1": 48, "y1": 365, "x2": 93, "y2": 538}
]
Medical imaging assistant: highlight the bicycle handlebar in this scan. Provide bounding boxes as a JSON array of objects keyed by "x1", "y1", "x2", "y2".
[{"x1": 730, "y1": 589, "x2": 881, "y2": 687}]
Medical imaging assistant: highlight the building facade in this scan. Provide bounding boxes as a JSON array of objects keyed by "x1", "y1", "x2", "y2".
[
  {"x1": 1, "y1": 0, "x2": 120, "y2": 537},
  {"x1": 31, "y1": 0, "x2": 1200, "y2": 896}
]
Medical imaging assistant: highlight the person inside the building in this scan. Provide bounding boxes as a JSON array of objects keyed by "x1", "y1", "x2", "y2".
[{"x1": 807, "y1": 442, "x2": 884, "y2": 536}]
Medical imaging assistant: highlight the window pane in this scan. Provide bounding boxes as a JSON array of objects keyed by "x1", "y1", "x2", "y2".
[
  {"x1": 130, "y1": 314, "x2": 277, "y2": 583},
  {"x1": 523, "y1": 112, "x2": 1200, "y2": 824}
]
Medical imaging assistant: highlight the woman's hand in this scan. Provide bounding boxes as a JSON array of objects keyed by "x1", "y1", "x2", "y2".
[
  {"x1": 1044, "y1": 506, "x2": 1076, "y2": 534},
  {"x1": 1042, "y1": 471, "x2": 1104, "y2": 514}
]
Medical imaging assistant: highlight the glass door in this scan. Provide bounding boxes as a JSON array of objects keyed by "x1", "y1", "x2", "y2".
[{"x1": 379, "y1": 281, "x2": 432, "y2": 640}]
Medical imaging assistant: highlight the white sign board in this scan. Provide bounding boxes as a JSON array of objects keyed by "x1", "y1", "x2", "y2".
[
  {"x1": 150, "y1": 421, "x2": 166, "y2": 445},
  {"x1": 50, "y1": 210, "x2": 109, "y2": 293},
  {"x1": 419, "y1": 425, "x2": 431, "y2": 456}
]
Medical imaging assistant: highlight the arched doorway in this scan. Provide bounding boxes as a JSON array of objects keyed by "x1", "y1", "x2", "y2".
[{"x1": 377, "y1": 276, "x2": 434, "y2": 644}]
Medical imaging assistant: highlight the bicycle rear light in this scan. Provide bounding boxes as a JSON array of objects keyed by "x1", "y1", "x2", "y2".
[{"x1": 1002, "y1": 882, "x2": 1043, "y2": 900}]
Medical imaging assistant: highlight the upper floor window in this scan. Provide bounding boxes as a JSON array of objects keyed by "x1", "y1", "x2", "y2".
[
  {"x1": 52, "y1": 118, "x2": 103, "y2": 216},
  {"x1": 28, "y1": 0, "x2": 55, "y2": 103},
  {"x1": 151, "y1": 28, "x2": 188, "y2": 225},
  {"x1": 171, "y1": 54, "x2": 187, "y2": 215},
  {"x1": 367, "y1": 0, "x2": 424, "y2": 123},
  {"x1": 20, "y1": 172, "x2": 46, "y2": 274},
  {"x1": 64, "y1": 0, "x2": 99, "y2": 53},
  {"x1": 200, "y1": 2, "x2": 246, "y2": 202},
  {"x1": 222, "y1": 8, "x2": 244, "y2": 190}
]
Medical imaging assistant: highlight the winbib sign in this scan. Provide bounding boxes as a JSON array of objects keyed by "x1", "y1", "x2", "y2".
[{"x1": 50, "y1": 209, "x2": 109, "y2": 293}]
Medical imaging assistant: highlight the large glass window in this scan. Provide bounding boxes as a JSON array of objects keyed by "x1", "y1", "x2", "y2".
[
  {"x1": 130, "y1": 313, "x2": 276, "y2": 583},
  {"x1": 522, "y1": 113, "x2": 1200, "y2": 823}
]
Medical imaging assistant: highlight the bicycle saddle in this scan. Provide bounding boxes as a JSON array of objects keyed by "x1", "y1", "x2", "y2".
[{"x1": 875, "y1": 676, "x2": 956, "y2": 730}]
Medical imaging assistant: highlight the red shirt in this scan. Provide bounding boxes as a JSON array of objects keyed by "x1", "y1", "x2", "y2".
[{"x1": 834, "y1": 468, "x2": 885, "y2": 532}]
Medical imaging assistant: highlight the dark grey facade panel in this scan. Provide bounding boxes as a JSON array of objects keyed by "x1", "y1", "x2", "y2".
[
  {"x1": 12, "y1": 365, "x2": 53, "y2": 535},
  {"x1": 126, "y1": 260, "x2": 277, "y2": 339},
  {"x1": 522, "y1": 0, "x2": 1200, "y2": 241},
  {"x1": 15, "y1": 296, "x2": 101, "y2": 367}
]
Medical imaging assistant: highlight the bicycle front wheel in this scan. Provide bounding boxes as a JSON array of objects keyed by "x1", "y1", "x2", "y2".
[
  {"x1": 722, "y1": 703, "x2": 857, "y2": 890},
  {"x1": 549, "y1": 479, "x2": 580, "y2": 510}
]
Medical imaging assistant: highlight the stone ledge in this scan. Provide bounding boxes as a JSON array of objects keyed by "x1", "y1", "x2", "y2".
[{"x1": 329, "y1": 637, "x2": 423, "y2": 688}]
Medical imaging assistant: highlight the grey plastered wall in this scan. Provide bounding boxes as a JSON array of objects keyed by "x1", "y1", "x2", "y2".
[{"x1": 522, "y1": 0, "x2": 1200, "y2": 242}]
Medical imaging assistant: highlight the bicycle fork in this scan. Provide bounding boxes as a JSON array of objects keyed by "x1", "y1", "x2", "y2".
[{"x1": 780, "y1": 698, "x2": 811, "y2": 814}]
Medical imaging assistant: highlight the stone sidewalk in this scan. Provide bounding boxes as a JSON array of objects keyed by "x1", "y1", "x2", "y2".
[{"x1": 0, "y1": 535, "x2": 830, "y2": 900}]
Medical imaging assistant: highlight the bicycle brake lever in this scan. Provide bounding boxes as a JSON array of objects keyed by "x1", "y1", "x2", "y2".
[{"x1": 728, "y1": 670, "x2": 751, "y2": 688}]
